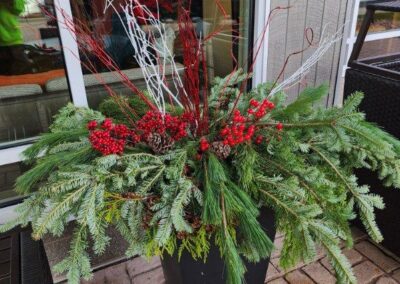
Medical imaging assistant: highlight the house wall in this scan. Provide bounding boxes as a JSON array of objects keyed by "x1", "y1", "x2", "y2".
[{"x1": 268, "y1": 0, "x2": 353, "y2": 105}]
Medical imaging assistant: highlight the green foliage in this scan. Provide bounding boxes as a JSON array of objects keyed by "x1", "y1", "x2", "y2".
[
  {"x1": 99, "y1": 95, "x2": 148, "y2": 124},
  {"x1": 99, "y1": 93, "x2": 184, "y2": 125},
  {"x1": 15, "y1": 104, "x2": 102, "y2": 194},
  {"x1": 1, "y1": 82, "x2": 400, "y2": 284}
]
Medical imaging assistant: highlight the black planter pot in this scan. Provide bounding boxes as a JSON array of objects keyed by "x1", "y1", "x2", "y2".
[{"x1": 161, "y1": 207, "x2": 276, "y2": 284}]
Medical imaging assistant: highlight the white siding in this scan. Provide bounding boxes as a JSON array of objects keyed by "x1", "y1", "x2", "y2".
[{"x1": 268, "y1": 0, "x2": 353, "y2": 105}]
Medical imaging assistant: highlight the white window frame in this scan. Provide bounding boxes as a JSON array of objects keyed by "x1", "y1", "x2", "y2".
[
  {"x1": 253, "y1": 0, "x2": 271, "y2": 87},
  {"x1": 335, "y1": 0, "x2": 400, "y2": 105},
  {"x1": 55, "y1": 0, "x2": 88, "y2": 107}
]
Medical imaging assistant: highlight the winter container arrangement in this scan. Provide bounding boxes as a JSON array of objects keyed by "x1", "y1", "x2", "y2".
[{"x1": 1, "y1": 1, "x2": 400, "y2": 284}]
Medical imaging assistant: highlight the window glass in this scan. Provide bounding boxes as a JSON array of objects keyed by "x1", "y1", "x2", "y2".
[
  {"x1": 357, "y1": 0, "x2": 400, "y2": 34},
  {"x1": 70, "y1": 0, "x2": 253, "y2": 109},
  {"x1": 0, "y1": 0, "x2": 70, "y2": 149},
  {"x1": 0, "y1": 162, "x2": 28, "y2": 207},
  {"x1": 359, "y1": 36, "x2": 400, "y2": 59}
]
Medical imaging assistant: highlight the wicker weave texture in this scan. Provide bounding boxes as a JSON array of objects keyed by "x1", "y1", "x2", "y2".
[{"x1": 344, "y1": 69, "x2": 400, "y2": 138}]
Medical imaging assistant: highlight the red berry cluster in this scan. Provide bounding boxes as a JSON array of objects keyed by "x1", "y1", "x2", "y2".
[
  {"x1": 136, "y1": 111, "x2": 188, "y2": 141},
  {"x1": 215, "y1": 99, "x2": 282, "y2": 149},
  {"x1": 88, "y1": 119, "x2": 131, "y2": 156},
  {"x1": 220, "y1": 110, "x2": 256, "y2": 146},
  {"x1": 247, "y1": 99, "x2": 275, "y2": 119}
]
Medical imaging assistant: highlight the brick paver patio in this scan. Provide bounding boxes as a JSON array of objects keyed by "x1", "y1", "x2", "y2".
[{"x1": 77, "y1": 227, "x2": 400, "y2": 284}]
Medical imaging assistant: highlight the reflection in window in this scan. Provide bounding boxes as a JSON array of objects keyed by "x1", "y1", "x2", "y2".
[
  {"x1": 0, "y1": 0, "x2": 70, "y2": 148},
  {"x1": 359, "y1": 37, "x2": 400, "y2": 59},
  {"x1": 357, "y1": 0, "x2": 400, "y2": 34},
  {"x1": 0, "y1": 162, "x2": 28, "y2": 206},
  {"x1": 71, "y1": 0, "x2": 252, "y2": 109}
]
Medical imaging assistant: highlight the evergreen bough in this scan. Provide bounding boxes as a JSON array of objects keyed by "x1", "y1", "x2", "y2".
[{"x1": 1, "y1": 72, "x2": 400, "y2": 284}]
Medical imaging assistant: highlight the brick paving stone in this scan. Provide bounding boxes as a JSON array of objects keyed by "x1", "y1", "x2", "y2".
[
  {"x1": 351, "y1": 227, "x2": 367, "y2": 242},
  {"x1": 376, "y1": 276, "x2": 398, "y2": 284},
  {"x1": 320, "y1": 257, "x2": 335, "y2": 274},
  {"x1": 103, "y1": 262, "x2": 131, "y2": 284},
  {"x1": 314, "y1": 245, "x2": 327, "y2": 260},
  {"x1": 266, "y1": 263, "x2": 283, "y2": 282},
  {"x1": 126, "y1": 256, "x2": 161, "y2": 278},
  {"x1": 81, "y1": 270, "x2": 106, "y2": 284},
  {"x1": 133, "y1": 266, "x2": 165, "y2": 284},
  {"x1": 284, "y1": 270, "x2": 314, "y2": 284},
  {"x1": 355, "y1": 241, "x2": 400, "y2": 273},
  {"x1": 268, "y1": 277, "x2": 288, "y2": 284},
  {"x1": 353, "y1": 261, "x2": 384, "y2": 284},
  {"x1": 302, "y1": 262, "x2": 336, "y2": 284},
  {"x1": 342, "y1": 248, "x2": 364, "y2": 265},
  {"x1": 272, "y1": 237, "x2": 284, "y2": 259},
  {"x1": 392, "y1": 269, "x2": 400, "y2": 282},
  {"x1": 271, "y1": 257, "x2": 305, "y2": 274}
]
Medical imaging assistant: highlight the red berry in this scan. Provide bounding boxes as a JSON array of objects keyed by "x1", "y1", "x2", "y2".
[
  {"x1": 87, "y1": 120, "x2": 98, "y2": 130},
  {"x1": 276, "y1": 122, "x2": 284, "y2": 131},
  {"x1": 250, "y1": 99, "x2": 259, "y2": 107},
  {"x1": 199, "y1": 138, "x2": 210, "y2": 152},
  {"x1": 255, "y1": 135, "x2": 264, "y2": 144},
  {"x1": 101, "y1": 118, "x2": 113, "y2": 130}
]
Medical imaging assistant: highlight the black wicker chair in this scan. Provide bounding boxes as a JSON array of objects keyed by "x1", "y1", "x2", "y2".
[
  {"x1": 0, "y1": 227, "x2": 53, "y2": 284},
  {"x1": 344, "y1": 1, "x2": 400, "y2": 256}
]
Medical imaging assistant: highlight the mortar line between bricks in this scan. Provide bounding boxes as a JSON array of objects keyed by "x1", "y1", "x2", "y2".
[
  {"x1": 353, "y1": 241, "x2": 400, "y2": 274},
  {"x1": 125, "y1": 262, "x2": 134, "y2": 284},
  {"x1": 376, "y1": 273, "x2": 400, "y2": 284},
  {"x1": 285, "y1": 269, "x2": 317, "y2": 284}
]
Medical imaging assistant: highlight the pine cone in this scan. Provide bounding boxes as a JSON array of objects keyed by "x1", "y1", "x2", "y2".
[
  {"x1": 146, "y1": 133, "x2": 174, "y2": 154},
  {"x1": 121, "y1": 192, "x2": 140, "y2": 199},
  {"x1": 177, "y1": 231, "x2": 188, "y2": 240},
  {"x1": 205, "y1": 224, "x2": 215, "y2": 233},
  {"x1": 191, "y1": 217, "x2": 202, "y2": 230},
  {"x1": 211, "y1": 141, "x2": 231, "y2": 159}
]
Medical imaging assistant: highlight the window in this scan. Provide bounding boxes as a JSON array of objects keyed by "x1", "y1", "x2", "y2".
[
  {"x1": 359, "y1": 36, "x2": 400, "y2": 59},
  {"x1": 0, "y1": 0, "x2": 71, "y2": 149},
  {"x1": 355, "y1": 0, "x2": 400, "y2": 59},
  {"x1": 0, "y1": 162, "x2": 28, "y2": 207},
  {"x1": 357, "y1": 0, "x2": 400, "y2": 34},
  {"x1": 69, "y1": 0, "x2": 254, "y2": 109}
]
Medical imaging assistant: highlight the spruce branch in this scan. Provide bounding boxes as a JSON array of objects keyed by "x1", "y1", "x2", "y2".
[{"x1": 310, "y1": 145, "x2": 384, "y2": 242}]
